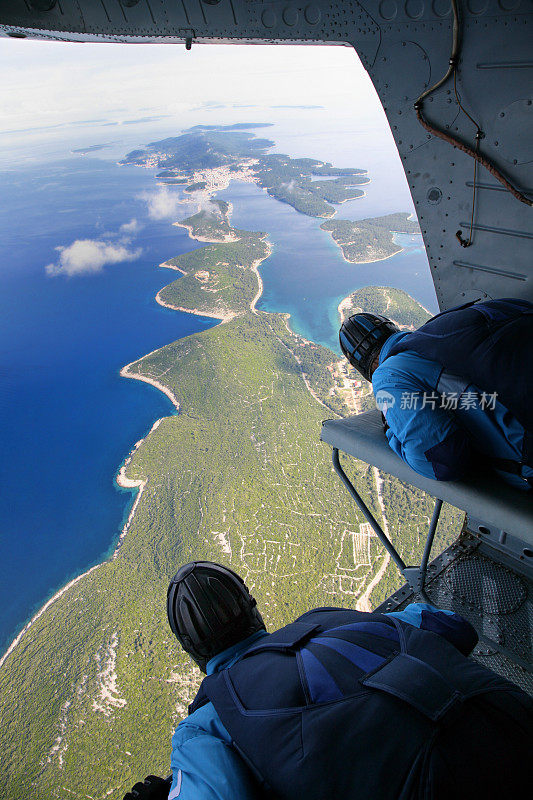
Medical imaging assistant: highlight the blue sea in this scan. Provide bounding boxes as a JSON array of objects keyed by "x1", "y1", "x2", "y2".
[
  {"x1": 0, "y1": 153, "x2": 216, "y2": 653},
  {"x1": 0, "y1": 120, "x2": 437, "y2": 655}
]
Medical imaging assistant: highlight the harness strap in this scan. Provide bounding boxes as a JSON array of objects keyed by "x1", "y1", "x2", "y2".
[
  {"x1": 490, "y1": 456, "x2": 524, "y2": 476},
  {"x1": 239, "y1": 622, "x2": 322, "y2": 657},
  {"x1": 361, "y1": 654, "x2": 462, "y2": 721}
]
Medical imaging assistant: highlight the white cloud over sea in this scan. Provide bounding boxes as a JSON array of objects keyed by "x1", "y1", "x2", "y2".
[
  {"x1": 119, "y1": 218, "x2": 141, "y2": 234},
  {"x1": 45, "y1": 219, "x2": 142, "y2": 277},
  {"x1": 140, "y1": 186, "x2": 183, "y2": 221}
]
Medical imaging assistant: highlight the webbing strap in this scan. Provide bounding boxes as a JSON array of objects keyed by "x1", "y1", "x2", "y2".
[
  {"x1": 490, "y1": 456, "x2": 524, "y2": 475},
  {"x1": 241, "y1": 622, "x2": 322, "y2": 657},
  {"x1": 311, "y1": 636, "x2": 387, "y2": 674},
  {"x1": 361, "y1": 654, "x2": 462, "y2": 721},
  {"x1": 300, "y1": 648, "x2": 344, "y2": 703}
]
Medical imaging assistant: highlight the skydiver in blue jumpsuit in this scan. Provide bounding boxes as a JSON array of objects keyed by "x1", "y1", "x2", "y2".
[
  {"x1": 339, "y1": 297, "x2": 533, "y2": 489},
  {"x1": 123, "y1": 562, "x2": 532, "y2": 800}
]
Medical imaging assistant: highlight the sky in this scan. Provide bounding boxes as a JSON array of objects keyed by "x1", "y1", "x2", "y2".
[{"x1": 0, "y1": 39, "x2": 384, "y2": 132}]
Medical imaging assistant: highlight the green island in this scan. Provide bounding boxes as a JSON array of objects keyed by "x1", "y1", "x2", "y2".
[
  {"x1": 0, "y1": 129, "x2": 460, "y2": 799},
  {"x1": 183, "y1": 180, "x2": 207, "y2": 193},
  {"x1": 121, "y1": 125, "x2": 369, "y2": 218},
  {"x1": 123, "y1": 125, "x2": 276, "y2": 170},
  {"x1": 321, "y1": 213, "x2": 421, "y2": 263}
]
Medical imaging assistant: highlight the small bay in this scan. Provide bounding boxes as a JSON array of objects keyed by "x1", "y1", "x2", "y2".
[{"x1": 218, "y1": 181, "x2": 437, "y2": 352}]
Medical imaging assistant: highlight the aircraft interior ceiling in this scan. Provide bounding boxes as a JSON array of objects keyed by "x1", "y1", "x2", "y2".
[{"x1": 1, "y1": 0, "x2": 532, "y2": 685}]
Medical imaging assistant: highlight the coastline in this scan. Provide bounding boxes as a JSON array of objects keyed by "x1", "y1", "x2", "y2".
[
  {"x1": 155, "y1": 289, "x2": 236, "y2": 323},
  {"x1": 337, "y1": 284, "x2": 433, "y2": 325},
  {"x1": 173, "y1": 220, "x2": 238, "y2": 244},
  {"x1": 337, "y1": 244, "x2": 403, "y2": 266},
  {"x1": 279, "y1": 315, "x2": 339, "y2": 415},
  {"x1": 337, "y1": 295, "x2": 354, "y2": 324},
  {"x1": 323, "y1": 216, "x2": 422, "y2": 267},
  {"x1": 0, "y1": 412, "x2": 172, "y2": 670},
  {"x1": 110, "y1": 219, "x2": 274, "y2": 591},
  {"x1": 0, "y1": 161, "x2": 378, "y2": 671},
  {"x1": 250, "y1": 242, "x2": 272, "y2": 314},
  {"x1": 159, "y1": 260, "x2": 186, "y2": 275},
  {"x1": 120, "y1": 359, "x2": 181, "y2": 411},
  {"x1": 0, "y1": 563, "x2": 102, "y2": 670},
  {"x1": 335, "y1": 189, "x2": 367, "y2": 205},
  {"x1": 113, "y1": 417, "x2": 166, "y2": 557}
]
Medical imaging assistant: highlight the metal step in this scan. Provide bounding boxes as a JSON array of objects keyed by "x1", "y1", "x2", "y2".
[{"x1": 375, "y1": 529, "x2": 533, "y2": 695}]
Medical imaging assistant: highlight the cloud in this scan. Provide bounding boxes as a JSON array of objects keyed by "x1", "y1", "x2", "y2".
[
  {"x1": 197, "y1": 196, "x2": 223, "y2": 218},
  {"x1": 119, "y1": 218, "x2": 141, "y2": 234},
  {"x1": 45, "y1": 238, "x2": 141, "y2": 277},
  {"x1": 139, "y1": 186, "x2": 182, "y2": 221}
]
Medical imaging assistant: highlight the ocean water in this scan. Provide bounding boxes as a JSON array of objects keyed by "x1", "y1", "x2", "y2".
[
  {"x1": 219, "y1": 182, "x2": 437, "y2": 352},
  {"x1": 0, "y1": 156, "x2": 216, "y2": 653},
  {"x1": 0, "y1": 119, "x2": 437, "y2": 656}
]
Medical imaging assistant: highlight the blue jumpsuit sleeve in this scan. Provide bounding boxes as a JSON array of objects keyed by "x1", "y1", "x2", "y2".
[
  {"x1": 169, "y1": 705, "x2": 259, "y2": 800},
  {"x1": 387, "y1": 602, "x2": 478, "y2": 656},
  {"x1": 373, "y1": 355, "x2": 474, "y2": 481}
]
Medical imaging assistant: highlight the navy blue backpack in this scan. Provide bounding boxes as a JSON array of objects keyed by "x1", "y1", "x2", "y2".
[{"x1": 189, "y1": 608, "x2": 532, "y2": 799}]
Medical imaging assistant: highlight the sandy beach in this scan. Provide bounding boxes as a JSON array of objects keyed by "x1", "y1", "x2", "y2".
[{"x1": 250, "y1": 243, "x2": 272, "y2": 314}]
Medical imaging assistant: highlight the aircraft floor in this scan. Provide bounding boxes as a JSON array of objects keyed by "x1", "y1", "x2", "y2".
[{"x1": 375, "y1": 529, "x2": 533, "y2": 695}]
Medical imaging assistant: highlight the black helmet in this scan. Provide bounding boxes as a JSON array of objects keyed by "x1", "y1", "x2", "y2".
[
  {"x1": 167, "y1": 561, "x2": 265, "y2": 672},
  {"x1": 339, "y1": 313, "x2": 399, "y2": 381}
]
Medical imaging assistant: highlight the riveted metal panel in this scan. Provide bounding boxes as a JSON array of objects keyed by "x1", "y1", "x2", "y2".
[
  {"x1": 365, "y1": 4, "x2": 532, "y2": 309},
  {"x1": 0, "y1": 0, "x2": 85, "y2": 32}
]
